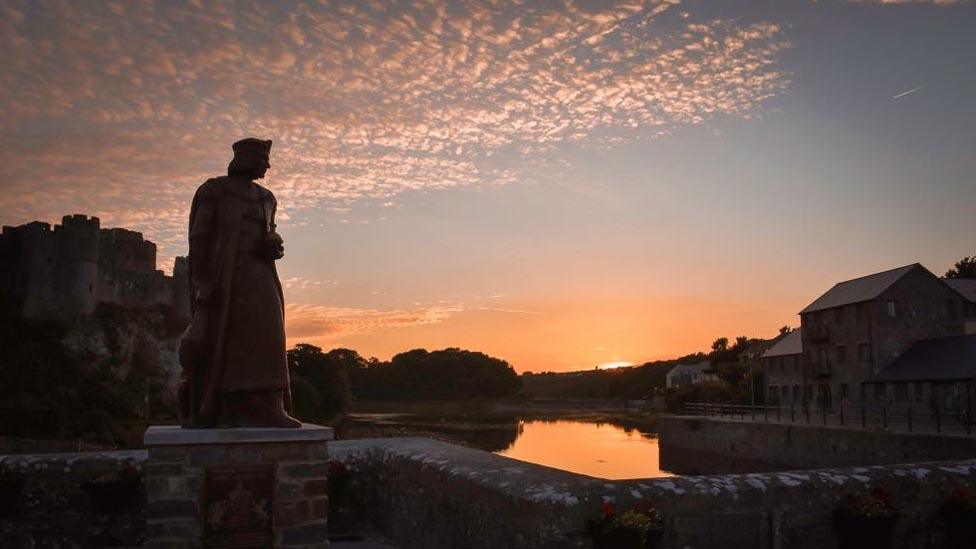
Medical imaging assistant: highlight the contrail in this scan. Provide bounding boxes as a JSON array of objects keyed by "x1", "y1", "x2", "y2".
[{"x1": 893, "y1": 86, "x2": 924, "y2": 100}]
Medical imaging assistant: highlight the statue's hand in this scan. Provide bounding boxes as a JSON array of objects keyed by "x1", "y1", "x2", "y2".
[{"x1": 263, "y1": 231, "x2": 284, "y2": 261}]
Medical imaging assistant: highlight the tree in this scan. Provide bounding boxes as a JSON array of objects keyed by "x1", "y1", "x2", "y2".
[
  {"x1": 711, "y1": 337, "x2": 729, "y2": 353},
  {"x1": 945, "y1": 256, "x2": 976, "y2": 279},
  {"x1": 354, "y1": 347, "x2": 521, "y2": 400},
  {"x1": 779, "y1": 325, "x2": 792, "y2": 335},
  {"x1": 287, "y1": 344, "x2": 355, "y2": 422}
]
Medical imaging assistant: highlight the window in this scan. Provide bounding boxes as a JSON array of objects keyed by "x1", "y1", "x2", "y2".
[
  {"x1": 856, "y1": 303, "x2": 867, "y2": 322},
  {"x1": 793, "y1": 385, "x2": 800, "y2": 402},
  {"x1": 874, "y1": 383, "x2": 887, "y2": 401},
  {"x1": 914, "y1": 382, "x2": 923, "y2": 402},
  {"x1": 887, "y1": 300, "x2": 898, "y2": 318},
  {"x1": 895, "y1": 382, "x2": 908, "y2": 401},
  {"x1": 948, "y1": 300, "x2": 958, "y2": 321},
  {"x1": 860, "y1": 383, "x2": 867, "y2": 400},
  {"x1": 840, "y1": 383, "x2": 849, "y2": 400},
  {"x1": 835, "y1": 307, "x2": 844, "y2": 324},
  {"x1": 858, "y1": 343, "x2": 870, "y2": 362},
  {"x1": 837, "y1": 345, "x2": 847, "y2": 364}
]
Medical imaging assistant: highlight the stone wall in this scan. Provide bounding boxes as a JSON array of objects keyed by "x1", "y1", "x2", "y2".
[
  {"x1": 657, "y1": 416, "x2": 976, "y2": 472},
  {"x1": 0, "y1": 215, "x2": 187, "y2": 320},
  {"x1": 0, "y1": 449, "x2": 146, "y2": 547},
  {"x1": 331, "y1": 437, "x2": 976, "y2": 549},
  {"x1": 4, "y1": 437, "x2": 976, "y2": 548}
]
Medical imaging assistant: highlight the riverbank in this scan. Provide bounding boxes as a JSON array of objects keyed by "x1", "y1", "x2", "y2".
[{"x1": 337, "y1": 400, "x2": 662, "y2": 451}]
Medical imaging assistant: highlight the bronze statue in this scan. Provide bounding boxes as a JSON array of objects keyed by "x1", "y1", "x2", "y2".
[{"x1": 178, "y1": 138, "x2": 301, "y2": 428}]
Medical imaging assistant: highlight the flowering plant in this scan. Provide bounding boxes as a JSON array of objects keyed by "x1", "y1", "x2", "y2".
[
  {"x1": 943, "y1": 486, "x2": 976, "y2": 513},
  {"x1": 588, "y1": 499, "x2": 665, "y2": 549},
  {"x1": 836, "y1": 487, "x2": 897, "y2": 518}
]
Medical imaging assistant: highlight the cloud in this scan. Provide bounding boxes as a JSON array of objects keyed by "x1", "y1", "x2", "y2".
[
  {"x1": 0, "y1": 0, "x2": 791, "y2": 266},
  {"x1": 473, "y1": 306, "x2": 549, "y2": 316},
  {"x1": 284, "y1": 301, "x2": 464, "y2": 344},
  {"x1": 281, "y1": 276, "x2": 338, "y2": 290}
]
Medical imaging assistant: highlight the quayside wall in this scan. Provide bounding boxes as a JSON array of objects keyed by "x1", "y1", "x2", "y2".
[
  {"x1": 657, "y1": 415, "x2": 976, "y2": 473},
  {"x1": 3, "y1": 437, "x2": 976, "y2": 548}
]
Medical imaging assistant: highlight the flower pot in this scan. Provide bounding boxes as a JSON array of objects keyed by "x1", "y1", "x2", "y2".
[
  {"x1": 833, "y1": 511, "x2": 898, "y2": 549},
  {"x1": 0, "y1": 478, "x2": 24, "y2": 518},
  {"x1": 83, "y1": 478, "x2": 142, "y2": 513},
  {"x1": 941, "y1": 504, "x2": 976, "y2": 549}
]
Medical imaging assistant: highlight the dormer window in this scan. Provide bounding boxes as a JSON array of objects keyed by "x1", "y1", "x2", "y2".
[{"x1": 887, "y1": 300, "x2": 897, "y2": 318}]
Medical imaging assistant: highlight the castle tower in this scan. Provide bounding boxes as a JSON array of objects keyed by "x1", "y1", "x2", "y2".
[{"x1": 58, "y1": 214, "x2": 101, "y2": 317}]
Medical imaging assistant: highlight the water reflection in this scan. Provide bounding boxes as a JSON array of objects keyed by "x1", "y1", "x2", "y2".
[{"x1": 496, "y1": 420, "x2": 674, "y2": 480}]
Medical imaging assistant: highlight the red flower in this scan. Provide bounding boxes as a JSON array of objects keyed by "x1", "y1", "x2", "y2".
[
  {"x1": 871, "y1": 487, "x2": 891, "y2": 503},
  {"x1": 601, "y1": 501, "x2": 615, "y2": 518}
]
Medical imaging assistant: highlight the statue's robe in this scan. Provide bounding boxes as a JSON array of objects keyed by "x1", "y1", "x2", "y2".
[{"x1": 178, "y1": 175, "x2": 292, "y2": 427}]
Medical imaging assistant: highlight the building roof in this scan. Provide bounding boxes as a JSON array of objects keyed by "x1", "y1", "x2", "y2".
[
  {"x1": 871, "y1": 334, "x2": 976, "y2": 382},
  {"x1": 761, "y1": 330, "x2": 802, "y2": 358},
  {"x1": 666, "y1": 361, "x2": 712, "y2": 378},
  {"x1": 799, "y1": 264, "x2": 920, "y2": 315},
  {"x1": 944, "y1": 278, "x2": 976, "y2": 304}
]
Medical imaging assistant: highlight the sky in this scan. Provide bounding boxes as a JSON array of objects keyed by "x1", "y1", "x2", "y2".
[{"x1": 1, "y1": 0, "x2": 974, "y2": 373}]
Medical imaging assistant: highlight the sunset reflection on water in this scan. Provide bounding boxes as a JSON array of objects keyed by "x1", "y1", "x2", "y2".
[{"x1": 496, "y1": 420, "x2": 674, "y2": 480}]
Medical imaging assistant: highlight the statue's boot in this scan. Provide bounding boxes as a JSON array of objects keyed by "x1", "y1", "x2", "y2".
[{"x1": 249, "y1": 391, "x2": 302, "y2": 428}]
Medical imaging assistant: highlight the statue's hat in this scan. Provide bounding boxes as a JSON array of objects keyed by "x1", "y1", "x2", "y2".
[{"x1": 232, "y1": 138, "x2": 272, "y2": 157}]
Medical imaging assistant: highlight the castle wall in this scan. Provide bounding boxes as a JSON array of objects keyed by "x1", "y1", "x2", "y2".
[{"x1": 0, "y1": 215, "x2": 186, "y2": 320}]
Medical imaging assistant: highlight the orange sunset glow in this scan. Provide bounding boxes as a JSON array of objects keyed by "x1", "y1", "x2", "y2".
[{"x1": 1, "y1": 0, "x2": 974, "y2": 373}]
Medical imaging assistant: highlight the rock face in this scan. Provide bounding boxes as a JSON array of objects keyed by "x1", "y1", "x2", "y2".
[{"x1": 62, "y1": 305, "x2": 186, "y2": 405}]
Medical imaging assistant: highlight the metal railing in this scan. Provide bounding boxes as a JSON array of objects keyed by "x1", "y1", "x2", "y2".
[{"x1": 682, "y1": 402, "x2": 975, "y2": 436}]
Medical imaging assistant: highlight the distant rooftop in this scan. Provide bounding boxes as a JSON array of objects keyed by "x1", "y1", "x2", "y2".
[
  {"x1": 799, "y1": 264, "x2": 920, "y2": 315},
  {"x1": 944, "y1": 278, "x2": 976, "y2": 304},
  {"x1": 761, "y1": 330, "x2": 802, "y2": 358},
  {"x1": 872, "y1": 334, "x2": 976, "y2": 382}
]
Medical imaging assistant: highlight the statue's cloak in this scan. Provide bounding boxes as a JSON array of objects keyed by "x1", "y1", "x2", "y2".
[{"x1": 178, "y1": 175, "x2": 291, "y2": 427}]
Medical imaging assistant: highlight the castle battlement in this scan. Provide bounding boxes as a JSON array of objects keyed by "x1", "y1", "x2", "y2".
[{"x1": 0, "y1": 215, "x2": 189, "y2": 320}]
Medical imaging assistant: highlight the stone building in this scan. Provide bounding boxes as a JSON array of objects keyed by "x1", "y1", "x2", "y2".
[
  {"x1": 761, "y1": 330, "x2": 802, "y2": 405},
  {"x1": 665, "y1": 361, "x2": 716, "y2": 389},
  {"x1": 797, "y1": 263, "x2": 969, "y2": 409},
  {"x1": 0, "y1": 214, "x2": 189, "y2": 320}
]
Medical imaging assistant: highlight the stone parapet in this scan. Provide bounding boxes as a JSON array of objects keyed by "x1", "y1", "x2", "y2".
[
  {"x1": 330, "y1": 437, "x2": 976, "y2": 549},
  {"x1": 144, "y1": 424, "x2": 333, "y2": 548}
]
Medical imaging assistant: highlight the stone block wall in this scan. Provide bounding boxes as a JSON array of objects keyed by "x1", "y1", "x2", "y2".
[
  {"x1": 330, "y1": 437, "x2": 976, "y2": 549},
  {"x1": 0, "y1": 449, "x2": 147, "y2": 547},
  {"x1": 146, "y1": 440, "x2": 329, "y2": 548},
  {"x1": 657, "y1": 415, "x2": 976, "y2": 471},
  {"x1": 4, "y1": 435, "x2": 976, "y2": 548}
]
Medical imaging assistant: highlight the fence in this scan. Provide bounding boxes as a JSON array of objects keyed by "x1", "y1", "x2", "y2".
[{"x1": 682, "y1": 402, "x2": 975, "y2": 436}]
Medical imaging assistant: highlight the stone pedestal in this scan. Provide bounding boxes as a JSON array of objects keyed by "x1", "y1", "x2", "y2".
[{"x1": 144, "y1": 424, "x2": 333, "y2": 548}]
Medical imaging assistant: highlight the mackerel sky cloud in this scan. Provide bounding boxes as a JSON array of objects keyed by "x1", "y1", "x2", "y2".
[
  {"x1": 0, "y1": 0, "x2": 790, "y2": 257},
  {"x1": 1, "y1": 1, "x2": 973, "y2": 370}
]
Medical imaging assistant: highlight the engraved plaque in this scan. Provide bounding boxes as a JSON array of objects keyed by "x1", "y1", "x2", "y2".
[{"x1": 204, "y1": 464, "x2": 275, "y2": 548}]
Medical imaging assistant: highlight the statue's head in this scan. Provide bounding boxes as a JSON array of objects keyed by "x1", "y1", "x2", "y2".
[{"x1": 228, "y1": 138, "x2": 272, "y2": 180}]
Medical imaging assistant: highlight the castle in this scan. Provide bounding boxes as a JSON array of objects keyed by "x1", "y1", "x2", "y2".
[{"x1": 0, "y1": 214, "x2": 190, "y2": 320}]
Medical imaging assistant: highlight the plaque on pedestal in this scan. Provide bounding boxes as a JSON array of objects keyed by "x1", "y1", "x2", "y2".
[{"x1": 144, "y1": 424, "x2": 333, "y2": 549}]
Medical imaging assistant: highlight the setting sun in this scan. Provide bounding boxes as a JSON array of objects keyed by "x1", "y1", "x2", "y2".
[{"x1": 598, "y1": 361, "x2": 634, "y2": 370}]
